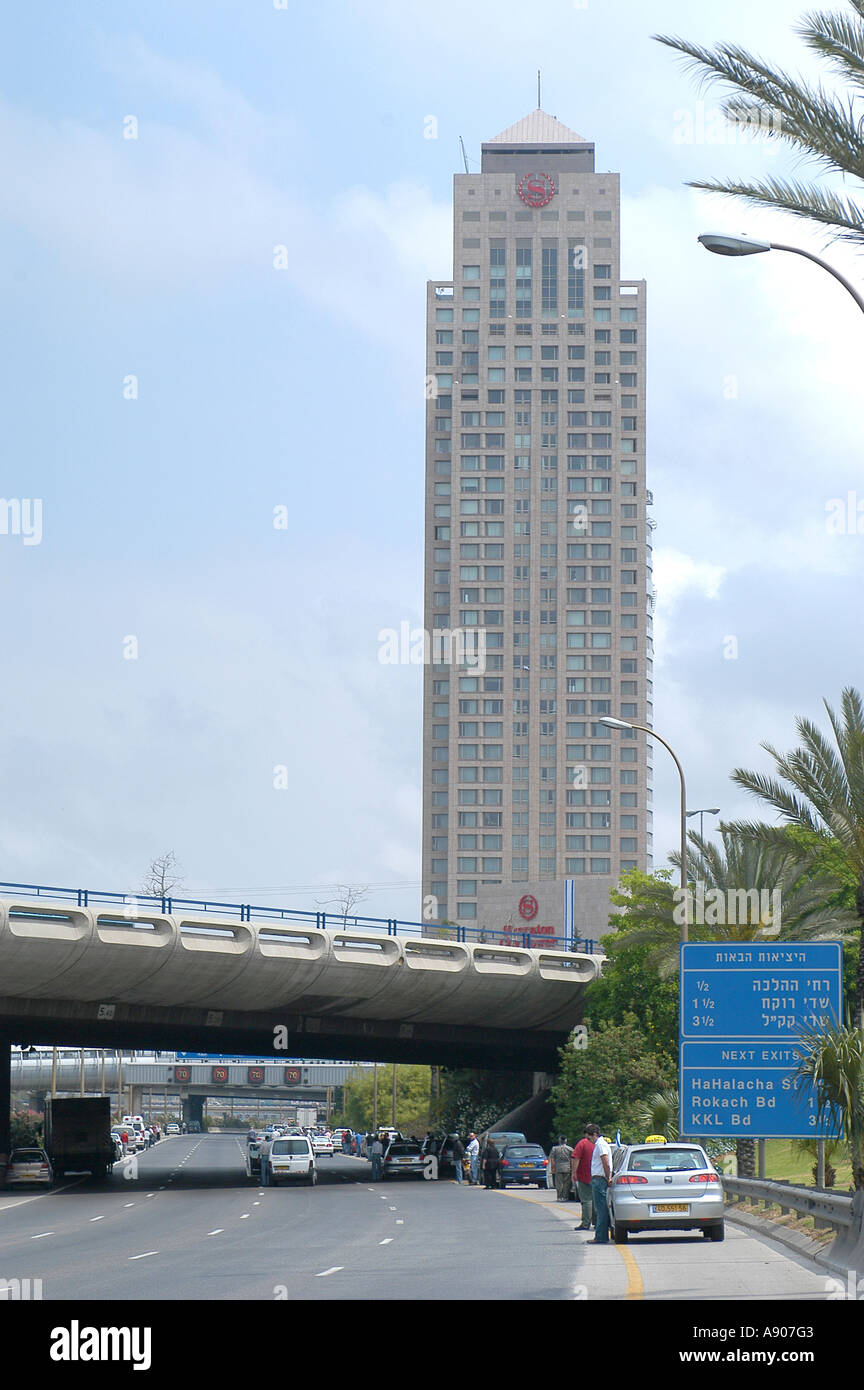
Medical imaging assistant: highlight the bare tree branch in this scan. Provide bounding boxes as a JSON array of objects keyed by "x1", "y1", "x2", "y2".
[{"x1": 139, "y1": 851, "x2": 185, "y2": 899}]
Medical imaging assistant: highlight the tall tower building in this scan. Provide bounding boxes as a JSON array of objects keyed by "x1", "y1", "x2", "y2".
[{"x1": 421, "y1": 110, "x2": 653, "y2": 947}]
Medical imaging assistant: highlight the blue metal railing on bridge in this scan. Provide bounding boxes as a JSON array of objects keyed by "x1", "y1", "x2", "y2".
[{"x1": 0, "y1": 880, "x2": 598, "y2": 956}]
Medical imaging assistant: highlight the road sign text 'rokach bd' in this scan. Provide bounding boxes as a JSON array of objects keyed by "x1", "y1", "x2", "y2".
[{"x1": 679, "y1": 942, "x2": 843, "y2": 1137}]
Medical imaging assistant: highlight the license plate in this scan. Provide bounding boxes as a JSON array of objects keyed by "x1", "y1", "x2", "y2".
[
  {"x1": 651, "y1": 1203, "x2": 688, "y2": 1213},
  {"x1": 518, "y1": 1163, "x2": 532, "y2": 1168}
]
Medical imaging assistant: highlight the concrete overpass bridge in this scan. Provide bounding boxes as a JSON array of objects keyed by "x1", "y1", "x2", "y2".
[{"x1": 0, "y1": 884, "x2": 602, "y2": 1072}]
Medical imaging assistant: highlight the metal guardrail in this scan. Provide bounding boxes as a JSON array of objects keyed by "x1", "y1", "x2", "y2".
[
  {"x1": 722, "y1": 1175, "x2": 855, "y2": 1236},
  {"x1": 0, "y1": 880, "x2": 600, "y2": 955}
]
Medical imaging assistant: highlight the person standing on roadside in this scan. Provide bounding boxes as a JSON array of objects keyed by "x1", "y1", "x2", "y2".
[
  {"x1": 449, "y1": 1133, "x2": 465, "y2": 1184},
  {"x1": 571, "y1": 1126, "x2": 596, "y2": 1229},
  {"x1": 370, "y1": 1133, "x2": 384, "y2": 1180},
  {"x1": 549, "y1": 1135, "x2": 574, "y2": 1202},
  {"x1": 482, "y1": 1137, "x2": 501, "y2": 1190},
  {"x1": 587, "y1": 1124, "x2": 612, "y2": 1243},
  {"x1": 466, "y1": 1132, "x2": 480, "y2": 1185}
]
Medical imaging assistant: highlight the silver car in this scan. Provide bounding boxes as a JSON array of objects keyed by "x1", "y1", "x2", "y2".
[
  {"x1": 382, "y1": 1141, "x2": 427, "y2": 1179},
  {"x1": 6, "y1": 1147, "x2": 53, "y2": 1187},
  {"x1": 607, "y1": 1142, "x2": 724, "y2": 1242}
]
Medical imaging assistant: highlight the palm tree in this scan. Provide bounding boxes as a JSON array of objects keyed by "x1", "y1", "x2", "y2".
[
  {"x1": 790, "y1": 1136, "x2": 844, "y2": 1186},
  {"x1": 610, "y1": 827, "x2": 855, "y2": 1177},
  {"x1": 793, "y1": 1016, "x2": 864, "y2": 1189},
  {"x1": 654, "y1": 2, "x2": 864, "y2": 247},
  {"x1": 607, "y1": 826, "x2": 855, "y2": 979},
  {"x1": 726, "y1": 687, "x2": 864, "y2": 1031},
  {"x1": 635, "y1": 1089, "x2": 680, "y2": 1141}
]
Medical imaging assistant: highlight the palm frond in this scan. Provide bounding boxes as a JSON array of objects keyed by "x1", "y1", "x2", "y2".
[
  {"x1": 797, "y1": 8, "x2": 864, "y2": 88},
  {"x1": 730, "y1": 765, "x2": 825, "y2": 832},
  {"x1": 656, "y1": 33, "x2": 864, "y2": 174},
  {"x1": 685, "y1": 176, "x2": 864, "y2": 245},
  {"x1": 655, "y1": 18, "x2": 864, "y2": 248}
]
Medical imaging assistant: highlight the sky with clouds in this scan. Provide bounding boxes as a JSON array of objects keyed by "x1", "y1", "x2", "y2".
[{"x1": 0, "y1": 0, "x2": 861, "y2": 924}]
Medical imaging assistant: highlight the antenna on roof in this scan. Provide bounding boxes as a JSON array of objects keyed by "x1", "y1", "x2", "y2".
[
  {"x1": 537, "y1": 69, "x2": 541, "y2": 108},
  {"x1": 459, "y1": 136, "x2": 470, "y2": 173}
]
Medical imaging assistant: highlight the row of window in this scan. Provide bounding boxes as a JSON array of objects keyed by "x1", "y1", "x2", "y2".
[
  {"x1": 440, "y1": 574, "x2": 642, "y2": 590},
  {"x1": 461, "y1": 210, "x2": 615, "y2": 222},
  {"x1": 432, "y1": 544, "x2": 646, "y2": 562},
  {"x1": 435, "y1": 527, "x2": 642, "y2": 547},
  {"x1": 429, "y1": 788, "x2": 643, "y2": 815}
]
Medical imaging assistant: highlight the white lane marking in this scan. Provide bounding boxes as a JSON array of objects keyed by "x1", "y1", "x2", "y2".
[
  {"x1": 379, "y1": 1238, "x2": 393, "y2": 1245},
  {"x1": 316, "y1": 1267, "x2": 344, "y2": 1277},
  {"x1": 389, "y1": 1206, "x2": 397, "y2": 1211},
  {"x1": 129, "y1": 1251, "x2": 157, "y2": 1260},
  {"x1": 396, "y1": 1219, "x2": 404, "y2": 1225},
  {"x1": 253, "y1": 1201, "x2": 261, "y2": 1206},
  {"x1": 124, "y1": 1203, "x2": 135, "y2": 1208},
  {"x1": 240, "y1": 1214, "x2": 250, "y2": 1219},
  {"x1": 31, "y1": 1232, "x2": 54, "y2": 1239},
  {"x1": 0, "y1": 1177, "x2": 85, "y2": 1211},
  {"x1": 90, "y1": 1216, "x2": 105, "y2": 1222},
  {"x1": 207, "y1": 1229, "x2": 224, "y2": 1235}
]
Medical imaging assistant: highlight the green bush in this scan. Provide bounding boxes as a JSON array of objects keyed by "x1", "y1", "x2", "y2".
[{"x1": 10, "y1": 1109, "x2": 43, "y2": 1148}]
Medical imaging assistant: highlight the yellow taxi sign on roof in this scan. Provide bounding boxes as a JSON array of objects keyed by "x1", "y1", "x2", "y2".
[{"x1": 644, "y1": 1134, "x2": 667, "y2": 1144}]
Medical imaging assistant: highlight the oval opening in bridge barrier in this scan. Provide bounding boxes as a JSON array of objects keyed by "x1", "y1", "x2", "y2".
[
  {"x1": 7, "y1": 907, "x2": 89, "y2": 940},
  {"x1": 536, "y1": 953, "x2": 597, "y2": 983},
  {"x1": 403, "y1": 941, "x2": 469, "y2": 972},
  {"x1": 177, "y1": 921, "x2": 253, "y2": 954},
  {"x1": 256, "y1": 929, "x2": 327, "y2": 959},
  {"x1": 332, "y1": 936, "x2": 399, "y2": 964},
  {"x1": 472, "y1": 948, "x2": 533, "y2": 974},
  {"x1": 96, "y1": 915, "x2": 172, "y2": 945}
]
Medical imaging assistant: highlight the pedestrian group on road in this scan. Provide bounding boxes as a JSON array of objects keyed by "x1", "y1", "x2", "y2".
[{"x1": 324, "y1": 1121, "x2": 613, "y2": 1235}]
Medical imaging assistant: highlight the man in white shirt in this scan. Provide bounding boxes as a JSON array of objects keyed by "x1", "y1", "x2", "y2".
[
  {"x1": 466, "y1": 1133, "x2": 480, "y2": 1185},
  {"x1": 587, "y1": 1124, "x2": 612, "y2": 1244}
]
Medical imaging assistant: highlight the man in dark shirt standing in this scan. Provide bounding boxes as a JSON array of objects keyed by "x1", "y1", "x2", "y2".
[{"x1": 571, "y1": 1126, "x2": 596, "y2": 1229}]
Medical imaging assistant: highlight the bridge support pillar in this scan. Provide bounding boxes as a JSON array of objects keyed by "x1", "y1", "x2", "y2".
[
  {"x1": 0, "y1": 1043, "x2": 11, "y2": 1183},
  {"x1": 532, "y1": 1072, "x2": 554, "y2": 1094}
]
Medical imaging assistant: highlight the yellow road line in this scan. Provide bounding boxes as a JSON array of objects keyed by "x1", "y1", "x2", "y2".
[
  {"x1": 617, "y1": 1244, "x2": 644, "y2": 1299},
  {"x1": 500, "y1": 1191, "x2": 645, "y2": 1297}
]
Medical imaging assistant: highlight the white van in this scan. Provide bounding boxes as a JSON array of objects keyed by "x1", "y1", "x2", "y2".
[{"x1": 265, "y1": 1135, "x2": 317, "y2": 1187}]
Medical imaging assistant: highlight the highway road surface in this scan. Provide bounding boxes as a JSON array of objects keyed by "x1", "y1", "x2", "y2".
[{"x1": 0, "y1": 1133, "x2": 836, "y2": 1302}]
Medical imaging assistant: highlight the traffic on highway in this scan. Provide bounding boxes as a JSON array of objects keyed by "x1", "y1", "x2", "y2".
[{"x1": 0, "y1": 1129, "x2": 834, "y2": 1305}]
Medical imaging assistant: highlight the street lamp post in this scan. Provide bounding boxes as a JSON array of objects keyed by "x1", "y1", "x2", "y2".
[
  {"x1": 697, "y1": 233, "x2": 864, "y2": 317},
  {"x1": 686, "y1": 807, "x2": 720, "y2": 845},
  {"x1": 600, "y1": 717, "x2": 689, "y2": 942}
]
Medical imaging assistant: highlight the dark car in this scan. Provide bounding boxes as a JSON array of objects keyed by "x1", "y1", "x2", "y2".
[
  {"x1": 421, "y1": 1134, "x2": 466, "y2": 1177},
  {"x1": 499, "y1": 1143, "x2": 549, "y2": 1187}
]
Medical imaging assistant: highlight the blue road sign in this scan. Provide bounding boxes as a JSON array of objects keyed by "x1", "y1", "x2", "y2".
[
  {"x1": 679, "y1": 942, "x2": 843, "y2": 1138},
  {"x1": 680, "y1": 1041, "x2": 842, "y2": 1137},
  {"x1": 680, "y1": 941, "x2": 842, "y2": 1039},
  {"x1": 175, "y1": 1054, "x2": 304, "y2": 1063}
]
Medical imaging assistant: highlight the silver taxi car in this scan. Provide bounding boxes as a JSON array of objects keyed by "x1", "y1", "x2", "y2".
[{"x1": 607, "y1": 1140, "x2": 724, "y2": 1242}]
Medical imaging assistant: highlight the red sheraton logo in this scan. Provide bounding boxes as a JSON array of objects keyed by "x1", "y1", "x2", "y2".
[{"x1": 517, "y1": 171, "x2": 556, "y2": 207}]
